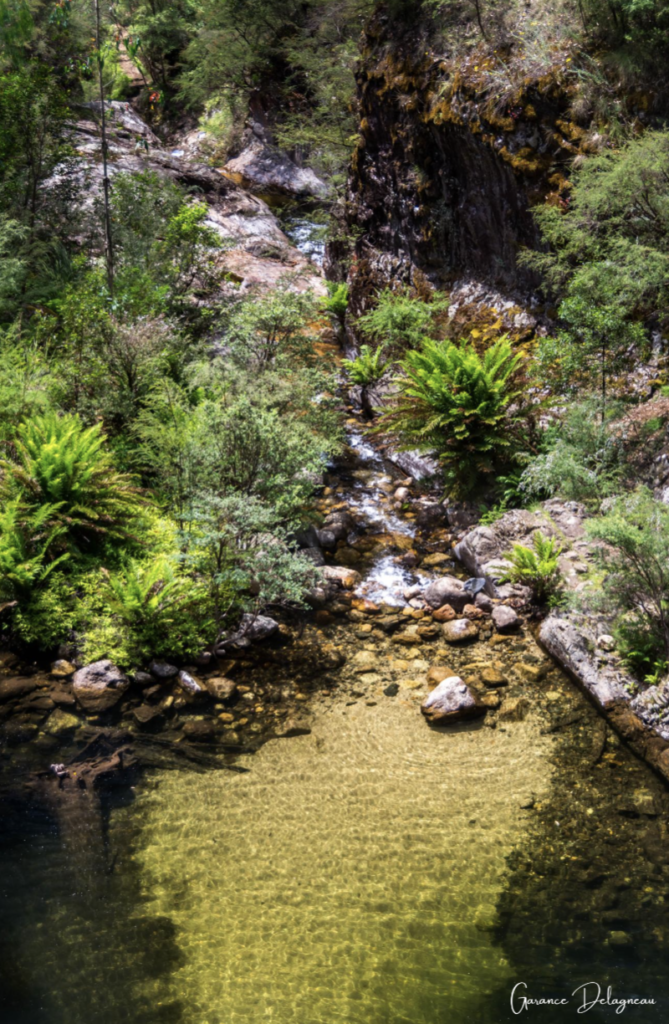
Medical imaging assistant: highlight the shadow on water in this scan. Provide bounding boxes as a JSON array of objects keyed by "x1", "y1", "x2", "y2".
[
  {"x1": 0, "y1": 784, "x2": 186, "y2": 1024},
  {"x1": 484, "y1": 704, "x2": 669, "y2": 1024}
]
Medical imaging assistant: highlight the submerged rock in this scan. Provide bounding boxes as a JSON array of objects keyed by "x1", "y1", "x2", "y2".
[
  {"x1": 0, "y1": 677, "x2": 38, "y2": 703},
  {"x1": 72, "y1": 660, "x2": 129, "y2": 713},
  {"x1": 204, "y1": 676, "x2": 237, "y2": 701},
  {"x1": 441, "y1": 618, "x2": 480, "y2": 643},
  {"x1": 43, "y1": 709, "x2": 81, "y2": 736},
  {"x1": 421, "y1": 676, "x2": 486, "y2": 725},
  {"x1": 492, "y1": 605, "x2": 520, "y2": 633},
  {"x1": 50, "y1": 659, "x2": 76, "y2": 678}
]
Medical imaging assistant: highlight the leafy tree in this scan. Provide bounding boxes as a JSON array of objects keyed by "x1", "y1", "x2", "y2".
[
  {"x1": 520, "y1": 400, "x2": 627, "y2": 503},
  {"x1": 110, "y1": 171, "x2": 225, "y2": 310},
  {"x1": 524, "y1": 131, "x2": 669, "y2": 327},
  {"x1": 224, "y1": 287, "x2": 318, "y2": 370},
  {"x1": 383, "y1": 336, "x2": 526, "y2": 496},
  {"x1": 182, "y1": 492, "x2": 317, "y2": 651}
]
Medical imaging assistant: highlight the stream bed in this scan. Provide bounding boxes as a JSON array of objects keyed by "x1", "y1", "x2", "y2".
[{"x1": 2, "y1": 425, "x2": 669, "y2": 1024}]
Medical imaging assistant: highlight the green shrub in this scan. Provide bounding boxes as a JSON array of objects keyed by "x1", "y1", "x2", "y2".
[
  {"x1": 520, "y1": 401, "x2": 626, "y2": 504},
  {"x1": 0, "y1": 500, "x2": 68, "y2": 601},
  {"x1": 384, "y1": 336, "x2": 525, "y2": 497},
  {"x1": 342, "y1": 344, "x2": 386, "y2": 386},
  {"x1": 1, "y1": 411, "x2": 147, "y2": 549},
  {"x1": 499, "y1": 532, "x2": 564, "y2": 604},
  {"x1": 322, "y1": 281, "x2": 348, "y2": 327},
  {"x1": 357, "y1": 288, "x2": 448, "y2": 351},
  {"x1": 586, "y1": 488, "x2": 669, "y2": 679}
]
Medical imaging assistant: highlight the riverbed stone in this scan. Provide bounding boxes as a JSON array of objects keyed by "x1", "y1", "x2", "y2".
[
  {"x1": 204, "y1": 676, "x2": 237, "y2": 701},
  {"x1": 43, "y1": 708, "x2": 81, "y2": 735},
  {"x1": 421, "y1": 676, "x2": 486, "y2": 725},
  {"x1": 475, "y1": 592, "x2": 494, "y2": 613},
  {"x1": 0, "y1": 677, "x2": 38, "y2": 703},
  {"x1": 492, "y1": 605, "x2": 520, "y2": 632},
  {"x1": 423, "y1": 575, "x2": 468, "y2": 612},
  {"x1": 50, "y1": 659, "x2": 76, "y2": 678},
  {"x1": 498, "y1": 697, "x2": 530, "y2": 722},
  {"x1": 336, "y1": 547, "x2": 362, "y2": 566},
  {"x1": 463, "y1": 603, "x2": 486, "y2": 620},
  {"x1": 432, "y1": 604, "x2": 457, "y2": 623},
  {"x1": 72, "y1": 660, "x2": 129, "y2": 713},
  {"x1": 275, "y1": 718, "x2": 312, "y2": 738},
  {"x1": 481, "y1": 666, "x2": 508, "y2": 688},
  {"x1": 321, "y1": 565, "x2": 361, "y2": 589},
  {"x1": 182, "y1": 718, "x2": 218, "y2": 741},
  {"x1": 421, "y1": 552, "x2": 451, "y2": 568},
  {"x1": 441, "y1": 618, "x2": 480, "y2": 643},
  {"x1": 426, "y1": 665, "x2": 454, "y2": 687},
  {"x1": 352, "y1": 650, "x2": 378, "y2": 673},
  {"x1": 177, "y1": 670, "x2": 204, "y2": 696},
  {"x1": 149, "y1": 660, "x2": 179, "y2": 680},
  {"x1": 133, "y1": 704, "x2": 164, "y2": 727}
]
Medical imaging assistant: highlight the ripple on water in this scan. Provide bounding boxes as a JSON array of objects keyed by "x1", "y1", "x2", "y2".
[{"x1": 126, "y1": 697, "x2": 554, "y2": 1024}]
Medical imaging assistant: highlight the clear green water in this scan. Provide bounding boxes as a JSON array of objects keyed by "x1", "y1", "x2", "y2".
[{"x1": 126, "y1": 696, "x2": 552, "y2": 1024}]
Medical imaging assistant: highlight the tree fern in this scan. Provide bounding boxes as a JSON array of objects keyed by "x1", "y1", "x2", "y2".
[
  {"x1": 383, "y1": 336, "x2": 525, "y2": 496},
  {"x1": 1, "y1": 411, "x2": 147, "y2": 548}
]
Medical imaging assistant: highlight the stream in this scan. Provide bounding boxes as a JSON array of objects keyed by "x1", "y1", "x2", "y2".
[
  {"x1": 1, "y1": 216, "x2": 669, "y2": 1023},
  {"x1": 2, "y1": 417, "x2": 669, "y2": 1024}
]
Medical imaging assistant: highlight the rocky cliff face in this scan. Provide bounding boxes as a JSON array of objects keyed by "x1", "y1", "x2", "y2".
[{"x1": 340, "y1": 6, "x2": 599, "y2": 320}]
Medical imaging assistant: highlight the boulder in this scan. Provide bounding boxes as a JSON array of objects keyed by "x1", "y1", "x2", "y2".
[
  {"x1": 132, "y1": 670, "x2": 155, "y2": 687},
  {"x1": 421, "y1": 676, "x2": 486, "y2": 725},
  {"x1": 204, "y1": 676, "x2": 237, "y2": 701},
  {"x1": 177, "y1": 670, "x2": 204, "y2": 696},
  {"x1": 223, "y1": 125, "x2": 327, "y2": 199},
  {"x1": 423, "y1": 576, "x2": 468, "y2": 612},
  {"x1": 316, "y1": 528, "x2": 337, "y2": 551},
  {"x1": 72, "y1": 660, "x2": 129, "y2": 713},
  {"x1": 302, "y1": 546, "x2": 325, "y2": 566},
  {"x1": 492, "y1": 605, "x2": 520, "y2": 633},
  {"x1": 225, "y1": 613, "x2": 279, "y2": 647},
  {"x1": 322, "y1": 510, "x2": 356, "y2": 542},
  {"x1": 132, "y1": 704, "x2": 164, "y2": 727},
  {"x1": 475, "y1": 592, "x2": 494, "y2": 613},
  {"x1": 481, "y1": 667, "x2": 508, "y2": 688},
  {"x1": 441, "y1": 618, "x2": 480, "y2": 643}
]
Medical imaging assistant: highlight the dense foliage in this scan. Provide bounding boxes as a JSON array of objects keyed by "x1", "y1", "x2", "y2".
[{"x1": 383, "y1": 336, "x2": 526, "y2": 496}]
